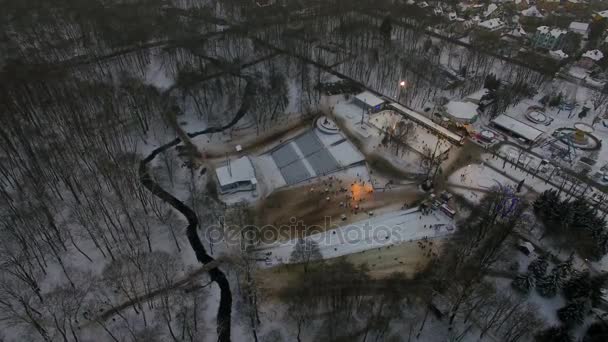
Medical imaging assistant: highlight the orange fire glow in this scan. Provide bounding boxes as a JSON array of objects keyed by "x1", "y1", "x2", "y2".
[{"x1": 351, "y1": 182, "x2": 374, "y2": 201}]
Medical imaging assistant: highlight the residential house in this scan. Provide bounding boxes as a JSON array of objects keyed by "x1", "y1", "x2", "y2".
[
  {"x1": 596, "y1": 10, "x2": 608, "y2": 19},
  {"x1": 478, "y1": 18, "x2": 506, "y2": 32},
  {"x1": 579, "y1": 49, "x2": 604, "y2": 69},
  {"x1": 568, "y1": 22, "x2": 590, "y2": 38},
  {"x1": 521, "y1": 6, "x2": 544, "y2": 18},
  {"x1": 484, "y1": 4, "x2": 498, "y2": 18},
  {"x1": 533, "y1": 26, "x2": 567, "y2": 49},
  {"x1": 549, "y1": 50, "x2": 569, "y2": 60},
  {"x1": 215, "y1": 156, "x2": 258, "y2": 194}
]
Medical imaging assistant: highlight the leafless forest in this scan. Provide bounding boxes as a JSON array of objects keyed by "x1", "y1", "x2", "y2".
[{"x1": 0, "y1": 0, "x2": 565, "y2": 341}]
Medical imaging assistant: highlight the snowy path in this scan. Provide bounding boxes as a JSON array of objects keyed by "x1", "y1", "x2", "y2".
[{"x1": 254, "y1": 207, "x2": 455, "y2": 267}]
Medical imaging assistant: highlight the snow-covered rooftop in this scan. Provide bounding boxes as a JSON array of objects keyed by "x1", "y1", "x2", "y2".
[
  {"x1": 521, "y1": 6, "x2": 544, "y2": 18},
  {"x1": 465, "y1": 88, "x2": 489, "y2": 102},
  {"x1": 445, "y1": 101, "x2": 479, "y2": 121},
  {"x1": 507, "y1": 25, "x2": 527, "y2": 37},
  {"x1": 389, "y1": 103, "x2": 463, "y2": 143},
  {"x1": 355, "y1": 91, "x2": 385, "y2": 107},
  {"x1": 478, "y1": 18, "x2": 505, "y2": 30},
  {"x1": 549, "y1": 50, "x2": 569, "y2": 60},
  {"x1": 484, "y1": 3, "x2": 498, "y2": 18},
  {"x1": 568, "y1": 21, "x2": 589, "y2": 33},
  {"x1": 492, "y1": 114, "x2": 544, "y2": 142},
  {"x1": 582, "y1": 49, "x2": 604, "y2": 61},
  {"x1": 536, "y1": 26, "x2": 566, "y2": 38},
  {"x1": 215, "y1": 156, "x2": 256, "y2": 187}
]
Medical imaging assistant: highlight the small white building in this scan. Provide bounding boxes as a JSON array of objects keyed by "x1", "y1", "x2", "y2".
[
  {"x1": 215, "y1": 156, "x2": 257, "y2": 194},
  {"x1": 478, "y1": 18, "x2": 505, "y2": 32},
  {"x1": 549, "y1": 49, "x2": 569, "y2": 60},
  {"x1": 569, "y1": 22, "x2": 590, "y2": 37},
  {"x1": 597, "y1": 10, "x2": 608, "y2": 19},
  {"x1": 484, "y1": 4, "x2": 498, "y2": 18},
  {"x1": 491, "y1": 114, "x2": 544, "y2": 143},
  {"x1": 354, "y1": 91, "x2": 386, "y2": 113},
  {"x1": 579, "y1": 49, "x2": 604, "y2": 69},
  {"x1": 521, "y1": 6, "x2": 544, "y2": 18},
  {"x1": 444, "y1": 101, "x2": 479, "y2": 123}
]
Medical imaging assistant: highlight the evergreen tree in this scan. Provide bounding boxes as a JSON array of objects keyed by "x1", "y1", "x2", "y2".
[
  {"x1": 535, "y1": 325, "x2": 573, "y2": 342},
  {"x1": 379, "y1": 16, "x2": 392, "y2": 42},
  {"x1": 563, "y1": 271, "x2": 591, "y2": 301},
  {"x1": 589, "y1": 273, "x2": 608, "y2": 307},
  {"x1": 554, "y1": 254, "x2": 574, "y2": 282},
  {"x1": 528, "y1": 255, "x2": 549, "y2": 279},
  {"x1": 512, "y1": 273, "x2": 535, "y2": 294},
  {"x1": 583, "y1": 321, "x2": 608, "y2": 342},
  {"x1": 557, "y1": 299, "x2": 590, "y2": 327},
  {"x1": 483, "y1": 73, "x2": 500, "y2": 91},
  {"x1": 537, "y1": 271, "x2": 560, "y2": 298}
]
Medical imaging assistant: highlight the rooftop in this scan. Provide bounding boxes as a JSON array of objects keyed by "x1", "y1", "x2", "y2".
[
  {"x1": 215, "y1": 156, "x2": 256, "y2": 187},
  {"x1": 492, "y1": 114, "x2": 544, "y2": 142},
  {"x1": 549, "y1": 50, "x2": 569, "y2": 60},
  {"x1": 582, "y1": 49, "x2": 604, "y2": 61},
  {"x1": 354, "y1": 91, "x2": 385, "y2": 107},
  {"x1": 445, "y1": 101, "x2": 479, "y2": 120},
  {"x1": 478, "y1": 18, "x2": 504, "y2": 30},
  {"x1": 569, "y1": 22, "x2": 589, "y2": 32},
  {"x1": 521, "y1": 6, "x2": 544, "y2": 18},
  {"x1": 536, "y1": 26, "x2": 566, "y2": 38}
]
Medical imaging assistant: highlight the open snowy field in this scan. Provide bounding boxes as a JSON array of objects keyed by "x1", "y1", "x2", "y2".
[{"x1": 253, "y1": 207, "x2": 455, "y2": 267}]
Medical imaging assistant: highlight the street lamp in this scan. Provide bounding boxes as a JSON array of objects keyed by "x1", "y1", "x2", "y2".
[{"x1": 397, "y1": 81, "x2": 406, "y2": 103}]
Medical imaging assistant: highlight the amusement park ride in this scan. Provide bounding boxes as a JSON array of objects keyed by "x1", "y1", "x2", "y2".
[{"x1": 539, "y1": 122, "x2": 599, "y2": 164}]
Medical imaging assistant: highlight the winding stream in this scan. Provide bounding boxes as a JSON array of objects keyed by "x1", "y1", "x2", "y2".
[{"x1": 139, "y1": 80, "x2": 254, "y2": 342}]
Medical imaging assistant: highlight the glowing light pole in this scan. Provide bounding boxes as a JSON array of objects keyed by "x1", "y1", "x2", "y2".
[{"x1": 398, "y1": 80, "x2": 406, "y2": 103}]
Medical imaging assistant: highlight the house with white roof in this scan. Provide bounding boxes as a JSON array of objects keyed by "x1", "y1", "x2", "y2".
[
  {"x1": 521, "y1": 6, "x2": 544, "y2": 18},
  {"x1": 444, "y1": 101, "x2": 479, "y2": 123},
  {"x1": 478, "y1": 18, "x2": 505, "y2": 32},
  {"x1": 506, "y1": 25, "x2": 527, "y2": 39},
  {"x1": 569, "y1": 22, "x2": 590, "y2": 37},
  {"x1": 549, "y1": 50, "x2": 569, "y2": 60},
  {"x1": 597, "y1": 10, "x2": 608, "y2": 19},
  {"x1": 215, "y1": 156, "x2": 257, "y2": 194},
  {"x1": 579, "y1": 49, "x2": 604, "y2": 69},
  {"x1": 484, "y1": 4, "x2": 498, "y2": 18},
  {"x1": 532, "y1": 26, "x2": 567, "y2": 50},
  {"x1": 354, "y1": 91, "x2": 386, "y2": 113}
]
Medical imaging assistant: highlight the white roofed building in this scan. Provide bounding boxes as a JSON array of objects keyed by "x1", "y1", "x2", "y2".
[
  {"x1": 477, "y1": 18, "x2": 505, "y2": 32},
  {"x1": 597, "y1": 10, "x2": 608, "y2": 19},
  {"x1": 521, "y1": 6, "x2": 544, "y2": 18},
  {"x1": 444, "y1": 101, "x2": 479, "y2": 123},
  {"x1": 579, "y1": 49, "x2": 604, "y2": 69},
  {"x1": 532, "y1": 26, "x2": 567, "y2": 50},
  {"x1": 491, "y1": 114, "x2": 544, "y2": 143},
  {"x1": 484, "y1": 4, "x2": 498, "y2": 18},
  {"x1": 354, "y1": 91, "x2": 386, "y2": 113},
  {"x1": 568, "y1": 22, "x2": 590, "y2": 37},
  {"x1": 549, "y1": 49, "x2": 569, "y2": 60},
  {"x1": 215, "y1": 156, "x2": 258, "y2": 194}
]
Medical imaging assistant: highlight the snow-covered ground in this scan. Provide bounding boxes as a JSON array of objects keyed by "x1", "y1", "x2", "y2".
[
  {"x1": 368, "y1": 109, "x2": 452, "y2": 155},
  {"x1": 253, "y1": 207, "x2": 455, "y2": 267},
  {"x1": 447, "y1": 162, "x2": 519, "y2": 204}
]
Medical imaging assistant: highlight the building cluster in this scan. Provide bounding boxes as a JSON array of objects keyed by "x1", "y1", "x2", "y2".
[{"x1": 403, "y1": 0, "x2": 608, "y2": 84}]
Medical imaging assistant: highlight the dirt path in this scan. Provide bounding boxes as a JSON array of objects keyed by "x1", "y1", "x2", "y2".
[
  {"x1": 90, "y1": 260, "x2": 222, "y2": 324},
  {"x1": 256, "y1": 180, "x2": 423, "y2": 240}
]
